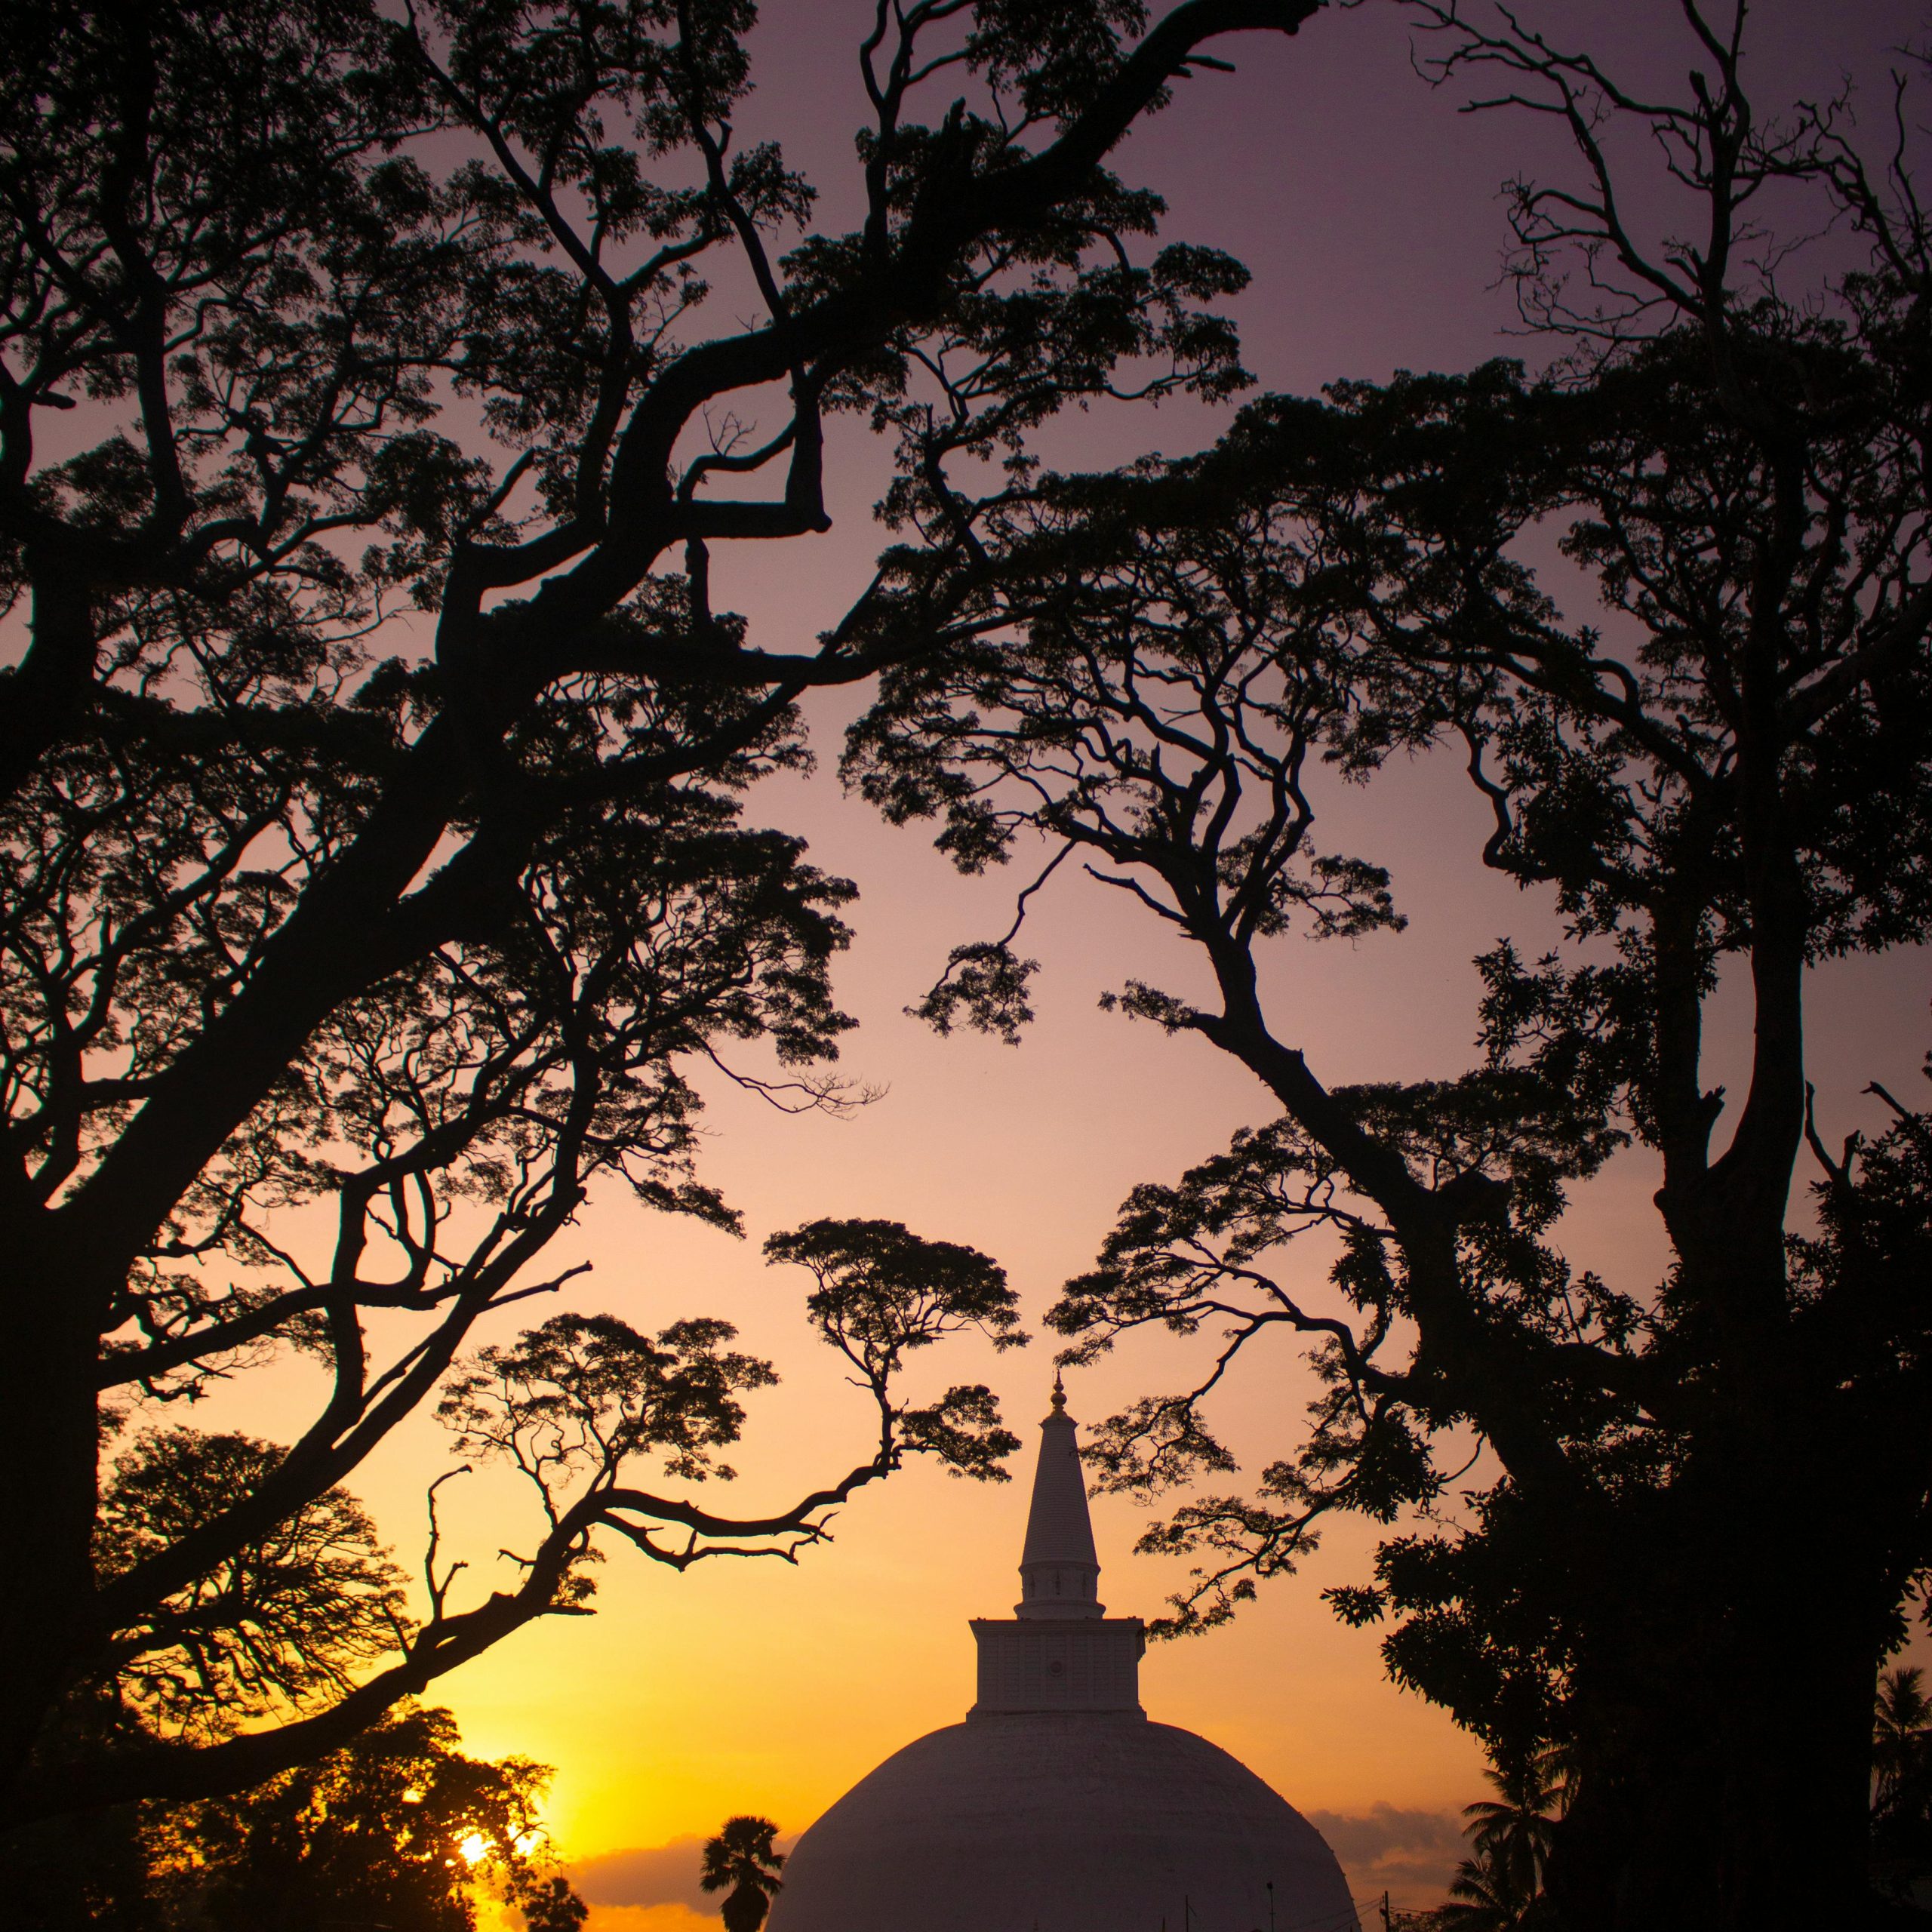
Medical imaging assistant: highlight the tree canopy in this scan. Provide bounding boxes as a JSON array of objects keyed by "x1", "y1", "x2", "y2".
[
  {"x1": 0, "y1": 1699, "x2": 587, "y2": 1932},
  {"x1": 845, "y1": 9, "x2": 1932, "y2": 1927},
  {"x1": 0, "y1": 0, "x2": 1329, "y2": 1820},
  {"x1": 8, "y1": 3, "x2": 1926, "y2": 1928}
]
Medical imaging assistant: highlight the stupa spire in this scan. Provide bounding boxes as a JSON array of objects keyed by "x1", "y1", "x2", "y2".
[{"x1": 1015, "y1": 1374, "x2": 1103, "y2": 1620}]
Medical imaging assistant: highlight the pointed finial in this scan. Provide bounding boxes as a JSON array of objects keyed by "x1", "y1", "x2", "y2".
[{"x1": 1017, "y1": 1368, "x2": 1100, "y2": 1618}]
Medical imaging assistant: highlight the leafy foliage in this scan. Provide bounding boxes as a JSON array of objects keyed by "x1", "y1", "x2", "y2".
[
  {"x1": 422, "y1": 1219, "x2": 1027, "y2": 1600},
  {"x1": 0, "y1": 1702, "x2": 583, "y2": 1932},
  {"x1": 147, "y1": 1702, "x2": 579, "y2": 1932},
  {"x1": 848, "y1": 11, "x2": 1932, "y2": 1926},
  {"x1": 1438, "y1": 1746, "x2": 1567, "y2": 1930},
  {"x1": 0, "y1": 0, "x2": 1323, "y2": 1815},
  {"x1": 1875, "y1": 1666, "x2": 1932, "y2": 1826},
  {"x1": 440, "y1": 1313, "x2": 778, "y2": 1498},
  {"x1": 94, "y1": 1429, "x2": 409, "y2": 1743},
  {"x1": 1873, "y1": 1664, "x2": 1932, "y2": 1908},
  {"x1": 766, "y1": 1217, "x2": 1027, "y2": 1480}
]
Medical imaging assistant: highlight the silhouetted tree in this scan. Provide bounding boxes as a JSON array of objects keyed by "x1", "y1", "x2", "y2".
[
  {"x1": 1461, "y1": 1748, "x2": 1565, "y2": 1909},
  {"x1": 45, "y1": 1207, "x2": 1026, "y2": 1839},
  {"x1": 2, "y1": 1428, "x2": 410, "y2": 1927},
  {"x1": 1440, "y1": 1845, "x2": 1535, "y2": 1932},
  {"x1": 1875, "y1": 1667, "x2": 1932, "y2": 1823},
  {"x1": 1385, "y1": 1911, "x2": 1452, "y2": 1932},
  {"x1": 147, "y1": 1701, "x2": 583, "y2": 1932},
  {"x1": 0, "y1": 1700, "x2": 584, "y2": 1932},
  {"x1": 518, "y1": 1872, "x2": 592, "y2": 1932},
  {"x1": 0, "y1": 0, "x2": 1330, "y2": 1821},
  {"x1": 1873, "y1": 1665, "x2": 1932, "y2": 1907},
  {"x1": 94, "y1": 1429, "x2": 410, "y2": 1742},
  {"x1": 700, "y1": 1814, "x2": 785, "y2": 1932},
  {"x1": 844, "y1": 8, "x2": 1932, "y2": 1928}
]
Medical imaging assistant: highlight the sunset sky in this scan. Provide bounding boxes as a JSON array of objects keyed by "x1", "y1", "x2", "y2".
[{"x1": 165, "y1": 2, "x2": 1930, "y2": 1920}]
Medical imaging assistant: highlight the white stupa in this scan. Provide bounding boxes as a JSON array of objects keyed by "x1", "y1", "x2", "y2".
[{"x1": 767, "y1": 1380, "x2": 1361, "y2": 1932}]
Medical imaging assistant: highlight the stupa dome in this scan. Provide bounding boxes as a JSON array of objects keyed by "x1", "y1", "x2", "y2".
[{"x1": 767, "y1": 1380, "x2": 1361, "y2": 1932}]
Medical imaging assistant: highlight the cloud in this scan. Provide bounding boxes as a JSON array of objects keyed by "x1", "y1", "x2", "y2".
[
  {"x1": 572, "y1": 1838, "x2": 711, "y2": 1911},
  {"x1": 581, "y1": 1908, "x2": 712, "y2": 1932},
  {"x1": 1308, "y1": 1804, "x2": 1465, "y2": 1909},
  {"x1": 1309, "y1": 1803, "x2": 1463, "y2": 1867},
  {"x1": 571, "y1": 1833, "x2": 798, "y2": 1915},
  {"x1": 574, "y1": 1817, "x2": 1461, "y2": 1919}
]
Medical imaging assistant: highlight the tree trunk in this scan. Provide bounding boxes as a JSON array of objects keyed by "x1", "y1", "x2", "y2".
[
  {"x1": 1711, "y1": 1609, "x2": 1876, "y2": 1932},
  {"x1": 0, "y1": 1220, "x2": 104, "y2": 1801},
  {"x1": 1548, "y1": 1501, "x2": 1884, "y2": 1932}
]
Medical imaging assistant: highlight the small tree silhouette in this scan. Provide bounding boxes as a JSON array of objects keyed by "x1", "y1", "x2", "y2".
[
  {"x1": 1875, "y1": 1666, "x2": 1932, "y2": 1821},
  {"x1": 1438, "y1": 1743, "x2": 1567, "y2": 1929},
  {"x1": 1460, "y1": 1747, "x2": 1566, "y2": 1902},
  {"x1": 1439, "y1": 1844, "x2": 1533, "y2": 1932},
  {"x1": 700, "y1": 1816, "x2": 786, "y2": 1932}
]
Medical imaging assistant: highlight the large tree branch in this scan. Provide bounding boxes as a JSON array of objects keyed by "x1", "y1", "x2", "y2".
[
  {"x1": 1189, "y1": 979, "x2": 1600, "y2": 1504},
  {"x1": 580, "y1": 0, "x2": 1324, "y2": 601},
  {"x1": 1779, "y1": 577, "x2": 1932, "y2": 734},
  {"x1": 51, "y1": 1419, "x2": 916, "y2": 1814}
]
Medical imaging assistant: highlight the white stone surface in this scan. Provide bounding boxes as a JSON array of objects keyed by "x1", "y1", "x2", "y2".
[{"x1": 765, "y1": 1710, "x2": 1360, "y2": 1932}]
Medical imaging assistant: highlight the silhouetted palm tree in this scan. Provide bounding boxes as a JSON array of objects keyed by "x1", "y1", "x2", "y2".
[
  {"x1": 700, "y1": 1816, "x2": 785, "y2": 1932},
  {"x1": 1875, "y1": 1666, "x2": 1931, "y2": 1820},
  {"x1": 1463, "y1": 1747, "x2": 1565, "y2": 1900},
  {"x1": 1438, "y1": 1743, "x2": 1568, "y2": 1929},
  {"x1": 1438, "y1": 1841, "x2": 1534, "y2": 1931}
]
